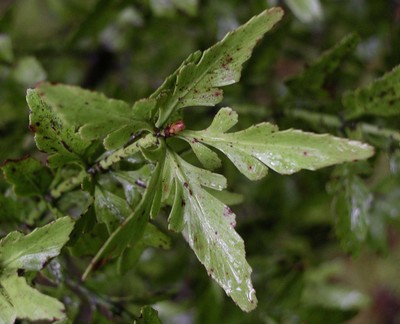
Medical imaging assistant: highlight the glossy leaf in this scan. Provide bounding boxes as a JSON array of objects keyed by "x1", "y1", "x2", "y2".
[
  {"x1": 94, "y1": 186, "x2": 132, "y2": 233},
  {"x1": 186, "y1": 139, "x2": 222, "y2": 170},
  {"x1": 180, "y1": 107, "x2": 375, "y2": 180},
  {"x1": 286, "y1": 33, "x2": 360, "y2": 97},
  {"x1": 0, "y1": 275, "x2": 66, "y2": 323},
  {"x1": 155, "y1": 7, "x2": 284, "y2": 126},
  {"x1": 162, "y1": 149, "x2": 257, "y2": 312},
  {"x1": 33, "y1": 83, "x2": 152, "y2": 150},
  {"x1": 83, "y1": 150, "x2": 165, "y2": 280},
  {"x1": 27, "y1": 89, "x2": 91, "y2": 168},
  {"x1": 1, "y1": 156, "x2": 52, "y2": 198},
  {"x1": 0, "y1": 217, "x2": 74, "y2": 271},
  {"x1": 0, "y1": 217, "x2": 74, "y2": 323},
  {"x1": 343, "y1": 65, "x2": 400, "y2": 118}
]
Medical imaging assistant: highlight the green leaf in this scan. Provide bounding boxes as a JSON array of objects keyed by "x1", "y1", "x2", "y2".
[
  {"x1": 329, "y1": 166, "x2": 373, "y2": 253},
  {"x1": 33, "y1": 83, "x2": 152, "y2": 150},
  {"x1": 187, "y1": 138, "x2": 222, "y2": 170},
  {"x1": 0, "y1": 195, "x2": 21, "y2": 222},
  {"x1": 0, "y1": 195, "x2": 39, "y2": 225},
  {"x1": 286, "y1": 33, "x2": 360, "y2": 97},
  {"x1": 0, "y1": 217, "x2": 74, "y2": 271},
  {"x1": 162, "y1": 150, "x2": 257, "y2": 312},
  {"x1": 343, "y1": 65, "x2": 400, "y2": 118},
  {"x1": 180, "y1": 107, "x2": 375, "y2": 180},
  {"x1": 155, "y1": 7, "x2": 284, "y2": 126},
  {"x1": 135, "y1": 305, "x2": 162, "y2": 324},
  {"x1": 1, "y1": 156, "x2": 52, "y2": 198},
  {"x1": 117, "y1": 223, "x2": 171, "y2": 274},
  {"x1": 26, "y1": 89, "x2": 92, "y2": 168},
  {"x1": 206, "y1": 189, "x2": 244, "y2": 206},
  {"x1": 94, "y1": 186, "x2": 132, "y2": 233},
  {"x1": 82, "y1": 149, "x2": 166, "y2": 280},
  {"x1": 112, "y1": 165, "x2": 152, "y2": 206},
  {"x1": 0, "y1": 275, "x2": 66, "y2": 323},
  {"x1": 0, "y1": 217, "x2": 74, "y2": 323}
]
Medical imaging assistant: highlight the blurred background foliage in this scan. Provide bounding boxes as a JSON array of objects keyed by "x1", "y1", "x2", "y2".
[{"x1": 1, "y1": 0, "x2": 400, "y2": 323}]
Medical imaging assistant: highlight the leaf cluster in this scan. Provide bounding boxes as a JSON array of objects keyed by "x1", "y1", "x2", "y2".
[{"x1": 1, "y1": 1, "x2": 399, "y2": 323}]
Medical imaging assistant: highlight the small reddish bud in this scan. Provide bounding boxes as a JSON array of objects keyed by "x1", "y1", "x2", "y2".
[{"x1": 164, "y1": 120, "x2": 185, "y2": 137}]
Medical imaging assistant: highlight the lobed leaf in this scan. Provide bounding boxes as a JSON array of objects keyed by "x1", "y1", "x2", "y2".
[
  {"x1": 343, "y1": 65, "x2": 400, "y2": 118},
  {"x1": 180, "y1": 107, "x2": 375, "y2": 180},
  {"x1": 27, "y1": 89, "x2": 91, "y2": 168},
  {"x1": 0, "y1": 217, "x2": 74, "y2": 271},
  {"x1": 83, "y1": 148, "x2": 166, "y2": 280},
  {"x1": 0, "y1": 217, "x2": 73, "y2": 323},
  {"x1": 161, "y1": 150, "x2": 257, "y2": 312},
  {"x1": 1, "y1": 156, "x2": 52, "y2": 198},
  {"x1": 0, "y1": 275, "x2": 66, "y2": 323},
  {"x1": 155, "y1": 7, "x2": 284, "y2": 126},
  {"x1": 32, "y1": 83, "x2": 152, "y2": 150}
]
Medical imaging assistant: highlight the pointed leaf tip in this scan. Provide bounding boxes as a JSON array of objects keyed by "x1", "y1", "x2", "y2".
[
  {"x1": 181, "y1": 108, "x2": 374, "y2": 180},
  {"x1": 162, "y1": 150, "x2": 257, "y2": 311},
  {"x1": 155, "y1": 7, "x2": 284, "y2": 126}
]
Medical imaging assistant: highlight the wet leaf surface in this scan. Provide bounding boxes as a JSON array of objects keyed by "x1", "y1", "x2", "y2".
[
  {"x1": 154, "y1": 7, "x2": 284, "y2": 126},
  {"x1": 162, "y1": 149, "x2": 257, "y2": 311},
  {"x1": 181, "y1": 107, "x2": 374, "y2": 180},
  {"x1": 0, "y1": 217, "x2": 74, "y2": 323}
]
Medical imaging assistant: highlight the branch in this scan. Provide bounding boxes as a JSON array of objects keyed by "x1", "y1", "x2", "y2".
[{"x1": 50, "y1": 133, "x2": 158, "y2": 199}]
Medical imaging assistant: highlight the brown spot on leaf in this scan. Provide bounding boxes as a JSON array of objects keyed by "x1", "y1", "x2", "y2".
[
  {"x1": 214, "y1": 90, "x2": 222, "y2": 97},
  {"x1": 29, "y1": 124, "x2": 36, "y2": 133},
  {"x1": 224, "y1": 206, "x2": 233, "y2": 217}
]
